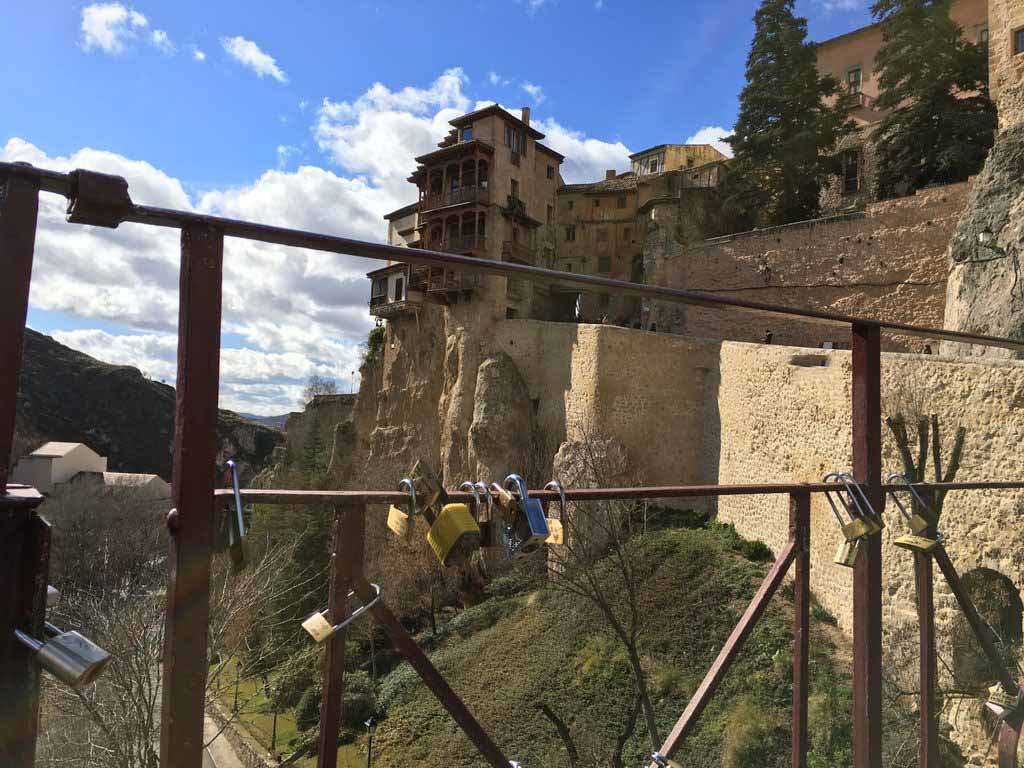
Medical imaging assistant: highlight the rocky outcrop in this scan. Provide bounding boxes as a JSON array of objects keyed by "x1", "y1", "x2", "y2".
[
  {"x1": 943, "y1": 124, "x2": 1024, "y2": 357},
  {"x1": 15, "y1": 329, "x2": 281, "y2": 479},
  {"x1": 466, "y1": 353, "x2": 533, "y2": 481}
]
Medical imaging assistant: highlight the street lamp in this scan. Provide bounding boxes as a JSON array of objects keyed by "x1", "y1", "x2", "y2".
[{"x1": 364, "y1": 717, "x2": 377, "y2": 768}]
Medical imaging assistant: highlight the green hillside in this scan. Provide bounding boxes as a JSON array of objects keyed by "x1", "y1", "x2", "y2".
[{"x1": 359, "y1": 525, "x2": 852, "y2": 768}]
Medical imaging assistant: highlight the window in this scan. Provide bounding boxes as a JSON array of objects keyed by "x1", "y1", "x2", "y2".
[
  {"x1": 504, "y1": 123, "x2": 525, "y2": 153},
  {"x1": 616, "y1": 195, "x2": 627, "y2": 209},
  {"x1": 842, "y1": 150, "x2": 861, "y2": 194},
  {"x1": 1016, "y1": 28, "x2": 1024, "y2": 56},
  {"x1": 976, "y1": 24, "x2": 989, "y2": 46},
  {"x1": 372, "y1": 278, "x2": 387, "y2": 297},
  {"x1": 565, "y1": 226, "x2": 576, "y2": 242},
  {"x1": 394, "y1": 277, "x2": 404, "y2": 301},
  {"x1": 546, "y1": 204, "x2": 553, "y2": 225},
  {"x1": 847, "y1": 67, "x2": 862, "y2": 94},
  {"x1": 596, "y1": 228, "x2": 608, "y2": 243},
  {"x1": 547, "y1": 165, "x2": 555, "y2": 180},
  {"x1": 567, "y1": 200, "x2": 574, "y2": 210},
  {"x1": 460, "y1": 126, "x2": 473, "y2": 141},
  {"x1": 566, "y1": 263, "x2": 573, "y2": 272},
  {"x1": 624, "y1": 227, "x2": 631, "y2": 242},
  {"x1": 647, "y1": 158, "x2": 660, "y2": 174},
  {"x1": 593, "y1": 198, "x2": 600, "y2": 208},
  {"x1": 598, "y1": 255, "x2": 611, "y2": 273},
  {"x1": 510, "y1": 179, "x2": 519, "y2": 200}
]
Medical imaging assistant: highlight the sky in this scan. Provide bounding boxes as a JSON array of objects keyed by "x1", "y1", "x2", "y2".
[{"x1": 5, "y1": 0, "x2": 875, "y2": 415}]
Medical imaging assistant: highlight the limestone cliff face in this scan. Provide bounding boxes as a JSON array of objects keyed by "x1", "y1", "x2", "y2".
[
  {"x1": 466, "y1": 353, "x2": 533, "y2": 481},
  {"x1": 943, "y1": 124, "x2": 1024, "y2": 357}
]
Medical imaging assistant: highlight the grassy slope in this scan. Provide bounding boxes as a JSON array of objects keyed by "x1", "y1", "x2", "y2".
[{"x1": 367, "y1": 526, "x2": 852, "y2": 768}]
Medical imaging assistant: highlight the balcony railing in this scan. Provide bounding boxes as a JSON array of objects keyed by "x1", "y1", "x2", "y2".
[
  {"x1": 502, "y1": 240, "x2": 534, "y2": 264},
  {"x1": 850, "y1": 91, "x2": 877, "y2": 111},
  {"x1": 369, "y1": 294, "x2": 389, "y2": 308},
  {"x1": 437, "y1": 235, "x2": 487, "y2": 254},
  {"x1": 421, "y1": 185, "x2": 490, "y2": 212}
]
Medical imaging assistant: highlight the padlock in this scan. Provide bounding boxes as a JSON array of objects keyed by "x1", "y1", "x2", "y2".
[
  {"x1": 886, "y1": 472, "x2": 937, "y2": 535},
  {"x1": 503, "y1": 474, "x2": 550, "y2": 559},
  {"x1": 834, "y1": 537, "x2": 865, "y2": 568},
  {"x1": 16, "y1": 622, "x2": 112, "y2": 690},
  {"x1": 426, "y1": 503, "x2": 481, "y2": 567},
  {"x1": 832, "y1": 471, "x2": 884, "y2": 534},
  {"x1": 410, "y1": 460, "x2": 446, "y2": 516},
  {"x1": 386, "y1": 478, "x2": 417, "y2": 540},
  {"x1": 986, "y1": 683, "x2": 1024, "y2": 720},
  {"x1": 213, "y1": 459, "x2": 248, "y2": 568},
  {"x1": 650, "y1": 753, "x2": 682, "y2": 768},
  {"x1": 543, "y1": 480, "x2": 567, "y2": 546},
  {"x1": 302, "y1": 584, "x2": 382, "y2": 644},
  {"x1": 840, "y1": 518, "x2": 874, "y2": 542},
  {"x1": 472, "y1": 481, "x2": 499, "y2": 548},
  {"x1": 894, "y1": 534, "x2": 941, "y2": 553}
]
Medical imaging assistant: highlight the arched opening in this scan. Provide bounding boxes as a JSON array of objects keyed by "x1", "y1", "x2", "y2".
[{"x1": 950, "y1": 568, "x2": 1023, "y2": 692}]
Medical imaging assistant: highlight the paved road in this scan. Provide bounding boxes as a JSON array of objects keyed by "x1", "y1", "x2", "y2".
[{"x1": 203, "y1": 714, "x2": 245, "y2": 768}]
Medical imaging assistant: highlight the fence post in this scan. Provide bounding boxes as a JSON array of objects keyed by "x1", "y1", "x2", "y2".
[
  {"x1": 790, "y1": 490, "x2": 810, "y2": 768},
  {"x1": 317, "y1": 503, "x2": 365, "y2": 768},
  {"x1": 160, "y1": 223, "x2": 224, "y2": 768},
  {"x1": 916, "y1": 490, "x2": 938, "y2": 768},
  {"x1": 851, "y1": 322, "x2": 883, "y2": 768}
]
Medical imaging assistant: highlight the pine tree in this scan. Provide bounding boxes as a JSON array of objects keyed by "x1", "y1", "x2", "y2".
[
  {"x1": 870, "y1": 0, "x2": 995, "y2": 197},
  {"x1": 726, "y1": 0, "x2": 853, "y2": 227}
]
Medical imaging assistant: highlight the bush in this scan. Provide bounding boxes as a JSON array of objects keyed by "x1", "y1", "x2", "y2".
[
  {"x1": 293, "y1": 671, "x2": 376, "y2": 733},
  {"x1": 295, "y1": 685, "x2": 322, "y2": 733},
  {"x1": 721, "y1": 696, "x2": 787, "y2": 768},
  {"x1": 273, "y1": 648, "x2": 319, "y2": 711}
]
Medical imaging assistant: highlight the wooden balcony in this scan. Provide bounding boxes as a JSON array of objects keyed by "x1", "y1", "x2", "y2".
[
  {"x1": 420, "y1": 185, "x2": 490, "y2": 213},
  {"x1": 427, "y1": 235, "x2": 487, "y2": 255},
  {"x1": 501, "y1": 240, "x2": 534, "y2": 264},
  {"x1": 369, "y1": 292, "x2": 422, "y2": 318}
]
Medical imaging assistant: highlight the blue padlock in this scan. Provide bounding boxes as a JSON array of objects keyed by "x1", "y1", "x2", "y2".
[{"x1": 502, "y1": 474, "x2": 550, "y2": 559}]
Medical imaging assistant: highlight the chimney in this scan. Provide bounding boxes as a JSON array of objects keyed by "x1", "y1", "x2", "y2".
[
  {"x1": 521, "y1": 107, "x2": 531, "y2": 126},
  {"x1": 605, "y1": 169, "x2": 617, "y2": 180}
]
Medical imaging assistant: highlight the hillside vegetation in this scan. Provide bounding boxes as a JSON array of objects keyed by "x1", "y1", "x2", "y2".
[{"x1": 359, "y1": 524, "x2": 852, "y2": 768}]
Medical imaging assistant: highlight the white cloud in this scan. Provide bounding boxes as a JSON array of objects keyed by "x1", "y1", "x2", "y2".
[
  {"x1": 3, "y1": 70, "x2": 638, "y2": 410},
  {"x1": 80, "y1": 3, "x2": 149, "y2": 54},
  {"x1": 534, "y1": 117, "x2": 632, "y2": 183},
  {"x1": 526, "y1": 0, "x2": 549, "y2": 12},
  {"x1": 686, "y1": 125, "x2": 734, "y2": 158},
  {"x1": 191, "y1": 45, "x2": 206, "y2": 61},
  {"x1": 298, "y1": 99, "x2": 309, "y2": 112},
  {"x1": 816, "y1": 0, "x2": 863, "y2": 10},
  {"x1": 220, "y1": 35, "x2": 288, "y2": 83},
  {"x1": 151, "y1": 29, "x2": 174, "y2": 54},
  {"x1": 276, "y1": 144, "x2": 300, "y2": 168},
  {"x1": 488, "y1": 71, "x2": 511, "y2": 87},
  {"x1": 521, "y1": 82, "x2": 546, "y2": 104}
]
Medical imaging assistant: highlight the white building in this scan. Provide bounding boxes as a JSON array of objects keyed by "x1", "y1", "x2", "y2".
[{"x1": 11, "y1": 441, "x2": 169, "y2": 498}]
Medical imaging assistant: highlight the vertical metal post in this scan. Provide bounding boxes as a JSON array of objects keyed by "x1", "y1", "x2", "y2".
[
  {"x1": 0, "y1": 168, "x2": 49, "y2": 768},
  {"x1": 916, "y1": 490, "x2": 938, "y2": 768},
  {"x1": 0, "y1": 171, "x2": 40, "y2": 491},
  {"x1": 851, "y1": 322, "x2": 882, "y2": 768},
  {"x1": 790, "y1": 491, "x2": 810, "y2": 768},
  {"x1": 160, "y1": 224, "x2": 224, "y2": 768},
  {"x1": 317, "y1": 503, "x2": 365, "y2": 768}
]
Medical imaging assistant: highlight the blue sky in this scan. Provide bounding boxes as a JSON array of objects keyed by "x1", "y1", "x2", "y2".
[{"x1": 6, "y1": 0, "x2": 874, "y2": 414}]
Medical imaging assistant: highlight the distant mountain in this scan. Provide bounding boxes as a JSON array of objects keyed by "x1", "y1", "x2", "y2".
[
  {"x1": 238, "y1": 412, "x2": 290, "y2": 431},
  {"x1": 14, "y1": 329, "x2": 283, "y2": 481}
]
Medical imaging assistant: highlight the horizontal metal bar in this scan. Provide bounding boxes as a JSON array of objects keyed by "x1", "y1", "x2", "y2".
[
  {"x1": 215, "y1": 480, "x2": 1024, "y2": 506},
  {"x1": 5, "y1": 160, "x2": 1024, "y2": 351}
]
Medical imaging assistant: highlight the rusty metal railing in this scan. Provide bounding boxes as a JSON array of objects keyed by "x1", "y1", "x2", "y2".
[{"x1": 2, "y1": 161, "x2": 1024, "y2": 768}]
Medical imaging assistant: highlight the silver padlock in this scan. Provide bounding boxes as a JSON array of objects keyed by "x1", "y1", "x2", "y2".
[
  {"x1": 503, "y1": 474, "x2": 550, "y2": 559},
  {"x1": 651, "y1": 753, "x2": 681, "y2": 767},
  {"x1": 16, "y1": 622, "x2": 112, "y2": 690}
]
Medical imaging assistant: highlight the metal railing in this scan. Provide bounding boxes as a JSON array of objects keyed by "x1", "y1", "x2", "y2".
[{"x1": 2, "y1": 161, "x2": 1024, "y2": 768}]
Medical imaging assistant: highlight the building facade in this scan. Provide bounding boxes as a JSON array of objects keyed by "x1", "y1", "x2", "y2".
[
  {"x1": 815, "y1": 0, "x2": 989, "y2": 211},
  {"x1": 369, "y1": 105, "x2": 564, "y2": 323}
]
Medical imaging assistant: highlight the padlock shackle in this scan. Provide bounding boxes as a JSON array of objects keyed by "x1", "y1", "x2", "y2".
[
  {"x1": 14, "y1": 629, "x2": 43, "y2": 653},
  {"x1": 398, "y1": 478, "x2": 420, "y2": 516},
  {"x1": 325, "y1": 583, "x2": 382, "y2": 636},
  {"x1": 544, "y1": 480, "x2": 567, "y2": 516},
  {"x1": 473, "y1": 481, "x2": 493, "y2": 516},
  {"x1": 886, "y1": 471, "x2": 936, "y2": 525},
  {"x1": 459, "y1": 481, "x2": 482, "y2": 518},
  {"x1": 226, "y1": 458, "x2": 246, "y2": 543},
  {"x1": 822, "y1": 471, "x2": 854, "y2": 526},
  {"x1": 503, "y1": 474, "x2": 530, "y2": 504}
]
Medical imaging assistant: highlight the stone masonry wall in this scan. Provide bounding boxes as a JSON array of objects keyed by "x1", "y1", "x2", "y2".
[
  {"x1": 990, "y1": 0, "x2": 1024, "y2": 131},
  {"x1": 647, "y1": 182, "x2": 971, "y2": 351}
]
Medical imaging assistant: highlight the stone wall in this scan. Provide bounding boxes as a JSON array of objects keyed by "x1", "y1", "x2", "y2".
[
  {"x1": 990, "y1": 0, "x2": 1024, "y2": 131},
  {"x1": 646, "y1": 182, "x2": 971, "y2": 351}
]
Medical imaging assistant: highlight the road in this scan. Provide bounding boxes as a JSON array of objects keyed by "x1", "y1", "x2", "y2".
[{"x1": 203, "y1": 714, "x2": 246, "y2": 768}]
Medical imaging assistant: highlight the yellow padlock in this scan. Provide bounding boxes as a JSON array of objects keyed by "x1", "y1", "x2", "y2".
[
  {"x1": 841, "y1": 518, "x2": 873, "y2": 542},
  {"x1": 906, "y1": 512, "x2": 934, "y2": 535},
  {"x1": 426, "y1": 503, "x2": 481, "y2": 567},
  {"x1": 894, "y1": 534, "x2": 940, "y2": 553},
  {"x1": 834, "y1": 537, "x2": 865, "y2": 568},
  {"x1": 545, "y1": 518, "x2": 564, "y2": 546},
  {"x1": 387, "y1": 505, "x2": 412, "y2": 540}
]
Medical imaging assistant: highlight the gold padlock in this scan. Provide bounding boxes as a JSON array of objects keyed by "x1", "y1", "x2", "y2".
[
  {"x1": 894, "y1": 534, "x2": 940, "y2": 553},
  {"x1": 545, "y1": 518, "x2": 564, "y2": 545},
  {"x1": 426, "y1": 503, "x2": 481, "y2": 567},
  {"x1": 834, "y1": 537, "x2": 865, "y2": 568},
  {"x1": 906, "y1": 511, "x2": 934, "y2": 535},
  {"x1": 387, "y1": 478, "x2": 418, "y2": 540},
  {"x1": 987, "y1": 683, "x2": 1024, "y2": 719},
  {"x1": 841, "y1": 518, "x2": 873, "y2": 542}
]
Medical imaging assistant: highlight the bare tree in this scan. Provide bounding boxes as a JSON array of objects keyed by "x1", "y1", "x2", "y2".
[
  {"x1": 301, "y1": 375, "x2": 338, "y2": 407},
  {"x1": 545, "y1": 424, "x2": 661, "y2": 760}
]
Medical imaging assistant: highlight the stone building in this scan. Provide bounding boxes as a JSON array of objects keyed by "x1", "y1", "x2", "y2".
[
  {"x1": 814, "y1": 0, "x2": 989, "y2": 212},
  {"x1": 368, "y1": 105, "x2": 564, "y2": 324}
]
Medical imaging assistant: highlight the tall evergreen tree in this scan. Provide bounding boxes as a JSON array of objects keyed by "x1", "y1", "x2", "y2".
[
  {"x1": 726, "y1": 0, "x2": 852, "y2": 227},
  {"x1": 870, "y1": 0, "x2": 995, "y2": 197}
]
